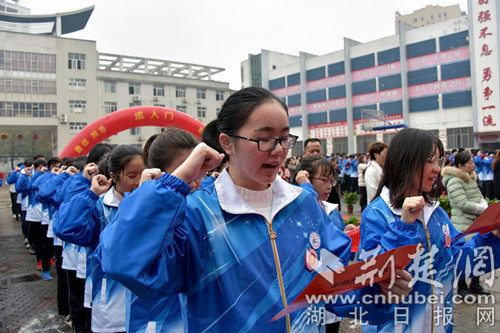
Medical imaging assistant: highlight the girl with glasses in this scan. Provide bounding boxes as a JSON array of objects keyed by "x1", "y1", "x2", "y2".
[
  {"x1": 294, "y1": 155, "x2": 356, "y2": 333},
  {"x1": 98, "y1": 87, "x2": 411, "y2": 332},
  {"x1": 358, "y1": 128, "x2": 500, "y2": 332}
]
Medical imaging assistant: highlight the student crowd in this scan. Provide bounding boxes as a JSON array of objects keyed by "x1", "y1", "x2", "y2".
[{"x1": 2, "y1": 87, "x2": 500, "y2": 333}]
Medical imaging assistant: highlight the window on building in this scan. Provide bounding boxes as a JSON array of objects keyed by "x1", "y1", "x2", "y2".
[
  {"x1": 197, "y1": 106, "x2": 206, "y2": 118},
  {"x1": 176, "y1": 105, "x2": 187, "y2": 113},
  {"x1": 176, "y1": 86, "x2": 186, "y2": 98},
  {"x1": 331, "y1": 137, "x2": 348, "y2": 156},
  {"x1": 356, "y1": 134, "x2": 377, "y2": 153},
  {"x1": 69, "y1": 100, "x2": 87, "y2": 113},
  {"x1": 104, "y1": 81, "x2": 117, "y2": 93},
  {"x1": 413, "y1": 18, "x2": 418, "y2": 23},
  {"x1": 447, "y1": 127, "x2": 473, "y2": 149},
  {"x1": 69, "y1": 78, "x2": 86, "y2": 90},
  {"x1": 444, "y1": 12, "x2": 447, "y2": 17},
  {"x1": 196, "y1": 88, "x2": 206, "y2": 99},
  {"x1": 382, "y1": 133, "x2": 397, "y2": 146},
  {"x1": 69, "y1": 122, "x2": 87, "y2": 134},
  {"x1": 2, "y1": 101, "x2": 55, "y2": 117},
  {"x1": 421, "y1": 17, "x2": 424, "y2": 21},
  {"x1": 216, "y1": 108, "x2": 221, "y2": 116},
  {"x1": 431, "y1": 15, "x2": 434, "y2": 20},
  {"x1": 104, "y1": 102, "x2": 117, "y2": 114},
  {"x1": 439, "y1": 13, "x2": 442, "y2": 18},
  {"x1": 68, "y1": 53, "x2": 86, "y2": 70},
  {"x1": 129, "y1": 82, "x2": 141, "y2": 95},
  {"x1": 154, "y1": 104, "x2": 165, "y2": 107},
  {"x1": 153, "y1": 84, "x2": 165, "y2": 96},
  {"x1": 130, "y1": 127, "x2": 142, "y2": 135},
  {"x1": 216, "y1": 90, "x2": 224, "y2": 101},
  {"x1": 0, "y1": 51, "x2": 56, "y2": 73}
]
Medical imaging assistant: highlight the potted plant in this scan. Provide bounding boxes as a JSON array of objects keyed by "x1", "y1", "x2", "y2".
[
  {"x1": 437, "y1": 195, "x2": 451, "y2": 218},
  {"x1": 342, "y1": 191, "x2": 359, "y2": 214},
  {"x1": 343, "y1": 216, "x2": 360, "y2": 226}
]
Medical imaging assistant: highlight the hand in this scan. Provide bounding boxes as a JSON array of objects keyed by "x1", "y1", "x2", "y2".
[
  {"x1": 90, "y1": 174, "x2": 112, "y2": 196},
  {"x1": 56, "y1": 165, "x2": 67, "y2": 175},
  {"x1": 172, "y1": 143, "x2": 224, "y2": 186},
  {"x1": 83, "y1": 163, "x2": 99, "y2": 180},
  {"x1": 51, "y1": 167, "x2": 60, "y2": 174},
  {"x1": 15, "y1": 166, "x2": 21, "y2": 172},
  {"x1": 295, "y1": 170, "x2": 310, "y2": 185},
  {"x1": 209, "y1": 171, "x2": 221, "y2": 179},
  {"x1": 344, "y1": 224, "x2": 356, "y2": 232},
  {"x1": 41, "y1": 167, "x2": 47, "y2": 173},
  {"x1": 139, "y1": 168, "x2": 163, "y2": 186},
  {"x1": 401, "y1": 196, "x2": 425, "y2": 224},
  {"x1": 379, "y1": 269, "x2": 413, "y2": 303},
  {"x1": 65, "y1": 166, "x2": 78, "y2": 176}
]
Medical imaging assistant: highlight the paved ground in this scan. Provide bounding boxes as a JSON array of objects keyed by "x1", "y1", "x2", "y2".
[
  {"x1": 0, "y1": 184, "x2": 499, "y2": 332},
  {"x1": 0, "y1": 186, "x2": 71, "y2": 333}
]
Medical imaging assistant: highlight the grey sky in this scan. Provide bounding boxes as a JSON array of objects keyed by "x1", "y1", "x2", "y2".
[{"x1": 19, "y1": 0, "x2": 468, "y2": 89}]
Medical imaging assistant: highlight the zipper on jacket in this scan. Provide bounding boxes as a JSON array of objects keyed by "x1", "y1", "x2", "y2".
[
  {"x1": 422, "y1": 222, "x2": 434, "y2": 333},
  {"x1": 266, "y1": 219, "x2": 290, "y2": 333}
]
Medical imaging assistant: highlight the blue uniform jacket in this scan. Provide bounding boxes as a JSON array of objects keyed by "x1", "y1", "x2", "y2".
[
  {"x1": 58, "y1": 186, "x2": 126, "y2": 332},
  {"x1": 53, "y1": 173, "x2": 91, "y2": 277},
  {"x1": 359, "y1": 186, "x2": 500, "y2": 332},
  {"x1": 98, "y1": 170, "x2": 392, "y2": 332},
  {"x1": 7, "y1": 169, "x2": 19, "y2": 185}
]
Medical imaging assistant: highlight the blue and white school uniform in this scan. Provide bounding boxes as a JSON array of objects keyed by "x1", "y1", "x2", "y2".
[{"x1": 58, "y1": 186, "x2": 126, "y2": 332}]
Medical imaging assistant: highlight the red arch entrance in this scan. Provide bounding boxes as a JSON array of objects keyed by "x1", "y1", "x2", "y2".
[{"x1": 59, "y1": 106, "x2": 205, "y2": 157}]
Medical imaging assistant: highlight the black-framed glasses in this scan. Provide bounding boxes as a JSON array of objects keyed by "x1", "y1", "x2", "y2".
[
  {"x1": 228, "y1": 134, "x2": 298, "y2": 152},
  {"x1": 310, "y1": 177, "x2": 336, "y2": 186}
]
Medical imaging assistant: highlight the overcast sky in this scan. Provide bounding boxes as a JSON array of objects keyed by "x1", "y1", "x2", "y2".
[{"x1": 18, "y1": 0, "x2": 469, "y2": 89}]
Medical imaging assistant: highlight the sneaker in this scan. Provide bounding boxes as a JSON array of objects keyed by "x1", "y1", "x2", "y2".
[
  {"x1": 25, "y1": 243, "x2": 30, "y2": 249},
  {"x1": 49, "y1": 257, "x2": 56, "y2": 268},
  {"x1": 12, "y1": 214, "x2": 16, "y2": 219},
  {"x1": 29, "y1": 246, "x2": 36, "y2": 255},
  {"x1": 41, "y1": 271, "x2": 52, "y2": 280},
  {"x1": 36, "y1": 260, "x2": 42, "y2": 271},
  {"x1": 24, "y1": 237, "x2": 29, "y2": 245},
  {"x1": 64, "y1": 315, "x2": 72, "y2": 329}
]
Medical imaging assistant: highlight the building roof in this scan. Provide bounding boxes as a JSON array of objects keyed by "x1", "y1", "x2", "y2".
[{"x1": 0, "y1": 5, "x2": 94, "y2": 35}]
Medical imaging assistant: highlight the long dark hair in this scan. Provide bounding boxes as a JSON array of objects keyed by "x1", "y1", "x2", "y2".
[{"x1": 375, "y1": 128, "x2": 443, "y2": 208}]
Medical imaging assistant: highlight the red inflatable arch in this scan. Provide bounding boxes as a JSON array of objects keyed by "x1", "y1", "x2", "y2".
[{"x1": 59, "y1": 106, "x2": 205, "y2": 157}]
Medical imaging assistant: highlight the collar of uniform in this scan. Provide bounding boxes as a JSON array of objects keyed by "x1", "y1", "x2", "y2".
[
  {"x1": 214, "y1": 168, "x2": 303, "y2": 220},
  {"x1": 102, "y1": 186, "x2": 121, "y2": 208},
  {"x1": 322, "y1": 200, "x2": 339, "y2": 215},
  {"x1": 380, "y1": 186, "x2": 439, "y2": 226}
]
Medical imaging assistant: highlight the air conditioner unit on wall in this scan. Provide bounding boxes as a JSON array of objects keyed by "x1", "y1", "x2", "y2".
[
  {"x1": 133, "y1": 95, "x2": 141, "y2": 102},
  {"x1": 182, "y1": 99, "x2": 187, "y2": 104},
  {"x1": 153, "y1": 96, "x2": 159, "y2": 102},
  {"x1": 137, "y1": 136, "x2": 142, "y2": 142},
  {"x1": 59, "y1": 114, "x2": 68, "y2": 123}
]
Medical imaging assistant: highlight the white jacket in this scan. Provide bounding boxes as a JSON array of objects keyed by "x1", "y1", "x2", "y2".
[{"x1": 365, "y1": 160, "x2": 383, "y2": 203}]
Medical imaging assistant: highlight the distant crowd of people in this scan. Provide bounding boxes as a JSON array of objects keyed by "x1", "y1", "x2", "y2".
[{"x1": 0, "y1": 86, "x2": 499, "y2": 333}]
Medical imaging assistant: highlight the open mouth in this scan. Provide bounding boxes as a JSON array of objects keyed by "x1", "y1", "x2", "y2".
[{"x1": 262, "y1": 162, "x2": 279, "y2": 171}]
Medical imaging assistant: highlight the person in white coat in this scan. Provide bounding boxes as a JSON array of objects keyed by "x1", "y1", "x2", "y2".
[{"x1": 365, "y1": 141, "x2": 387, "y2": 203}]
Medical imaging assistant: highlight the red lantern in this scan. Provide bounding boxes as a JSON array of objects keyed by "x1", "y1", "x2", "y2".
[
  {"x1": 1, "y1": 134, "x2": 7, "y2": 140},
  {"x1": 17, "y1": 134, "x2": 23, "y2": 140},
  {"x1": 32, "y1": 134, "x2": 39, "y2": 140}
]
